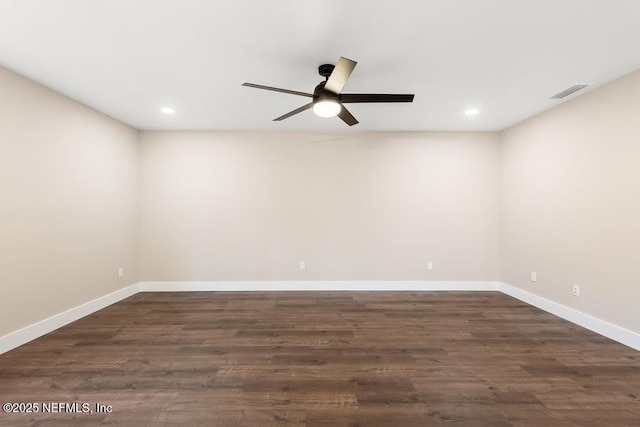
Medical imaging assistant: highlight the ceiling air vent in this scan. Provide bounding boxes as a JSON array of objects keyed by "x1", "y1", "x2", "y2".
[{"x1": 551, "y1": 84, "x2": 589, "y2": 99}]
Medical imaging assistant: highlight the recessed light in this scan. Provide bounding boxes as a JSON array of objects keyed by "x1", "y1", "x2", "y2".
[
  {"x1": 465, "y1": 108, "x2": 479, "y2": 116},
  {"x1": 161, "y1": 107, "x2": 175, "y2": 114}
]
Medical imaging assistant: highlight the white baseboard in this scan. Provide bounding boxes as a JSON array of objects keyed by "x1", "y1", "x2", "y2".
[
  {"x1": 138, "y1": 281, "x2": 499, "y2": 292},
  {"x1": 0, "y1": 283, "x2": 140, "y2": 355},
  {"x1": 499, "y1": 282, "x2": 640, "y2": 351},
  {"x1": 2, "y1": 281, "x2": 637, "y2": 355}
]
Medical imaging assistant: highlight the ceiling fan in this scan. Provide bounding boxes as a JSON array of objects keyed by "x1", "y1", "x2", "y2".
[{"x1": 242, "y1": 57, "x2": 415, "y2": 126}]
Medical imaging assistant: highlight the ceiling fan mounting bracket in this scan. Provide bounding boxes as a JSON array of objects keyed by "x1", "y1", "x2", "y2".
[{"x1": 318, "y1": 63, "x2": 335, "y2": 79}]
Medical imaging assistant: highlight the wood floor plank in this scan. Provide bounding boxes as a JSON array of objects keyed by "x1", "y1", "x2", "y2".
[{"x1": 0, "y1": 291, "x2": 639, "y2": 426}]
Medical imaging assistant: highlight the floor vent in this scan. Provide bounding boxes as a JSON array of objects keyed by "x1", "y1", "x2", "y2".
[{"x1": 551, "y1": 84, "x2": 589, "y2": 99}]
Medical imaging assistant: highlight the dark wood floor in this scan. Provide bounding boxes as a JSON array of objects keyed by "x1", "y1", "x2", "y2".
[{"x1": 0, "y1": 292, "x2": 638, "y2": 426}]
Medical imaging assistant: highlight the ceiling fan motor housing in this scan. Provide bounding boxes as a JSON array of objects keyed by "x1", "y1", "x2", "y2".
[{"x1": 313, "y1": 81, "x2": 339, "y2": 103}]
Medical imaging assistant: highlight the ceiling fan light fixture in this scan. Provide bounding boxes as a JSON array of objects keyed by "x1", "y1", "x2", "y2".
[{"x1": 313, "y1": 100, "x2": 341, "y2": 118}]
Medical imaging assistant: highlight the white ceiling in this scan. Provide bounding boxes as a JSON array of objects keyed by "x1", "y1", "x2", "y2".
[{"x1": 1, "y1": 0, "x2": 640, "y2": 131}]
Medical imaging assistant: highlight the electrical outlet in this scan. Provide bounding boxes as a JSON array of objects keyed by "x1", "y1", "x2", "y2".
[
  {"x1": 427, "y1": 261, "x2": 433, "y2": 270},
  {"x1": 572, "y1": 284, "x2": 580, "y2": 296},
  {"x1": 299, "y1": 261, "x2": 306, "y2": 270},
  {"x1": 118, "y1": 267, "x2": 124, "y2": 278},
  {"x1": 530, "y1": 271, "x2": 537, "y2": 282}
]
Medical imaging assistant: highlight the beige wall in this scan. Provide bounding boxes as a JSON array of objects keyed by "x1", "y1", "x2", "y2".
[
  {"x1": 500, "y1": 70, "x2": 640, "y2": 332},
  {"x1": 0, "y1": 66, "x2": 139, "y2": 337},
  {"x1": 139, "y1": 131, "x2": 500, "y2": 282}
]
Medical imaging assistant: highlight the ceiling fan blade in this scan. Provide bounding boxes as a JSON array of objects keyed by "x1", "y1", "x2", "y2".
[
  {"x1": 341, "y1": 93, "x2": 415, "y2": 103},
  {"x1": 324, "y1": 57, "x2": 357, "y2": 94},
  {"x1": 338, "y1": 105, "x2": 359, "y2": 126},
  {"x1": 273, "y1": 102, "x2": 313, "y2": 121},
  {"x1": 242, "y1": 83, "x2": 313, "y2": 98}
]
